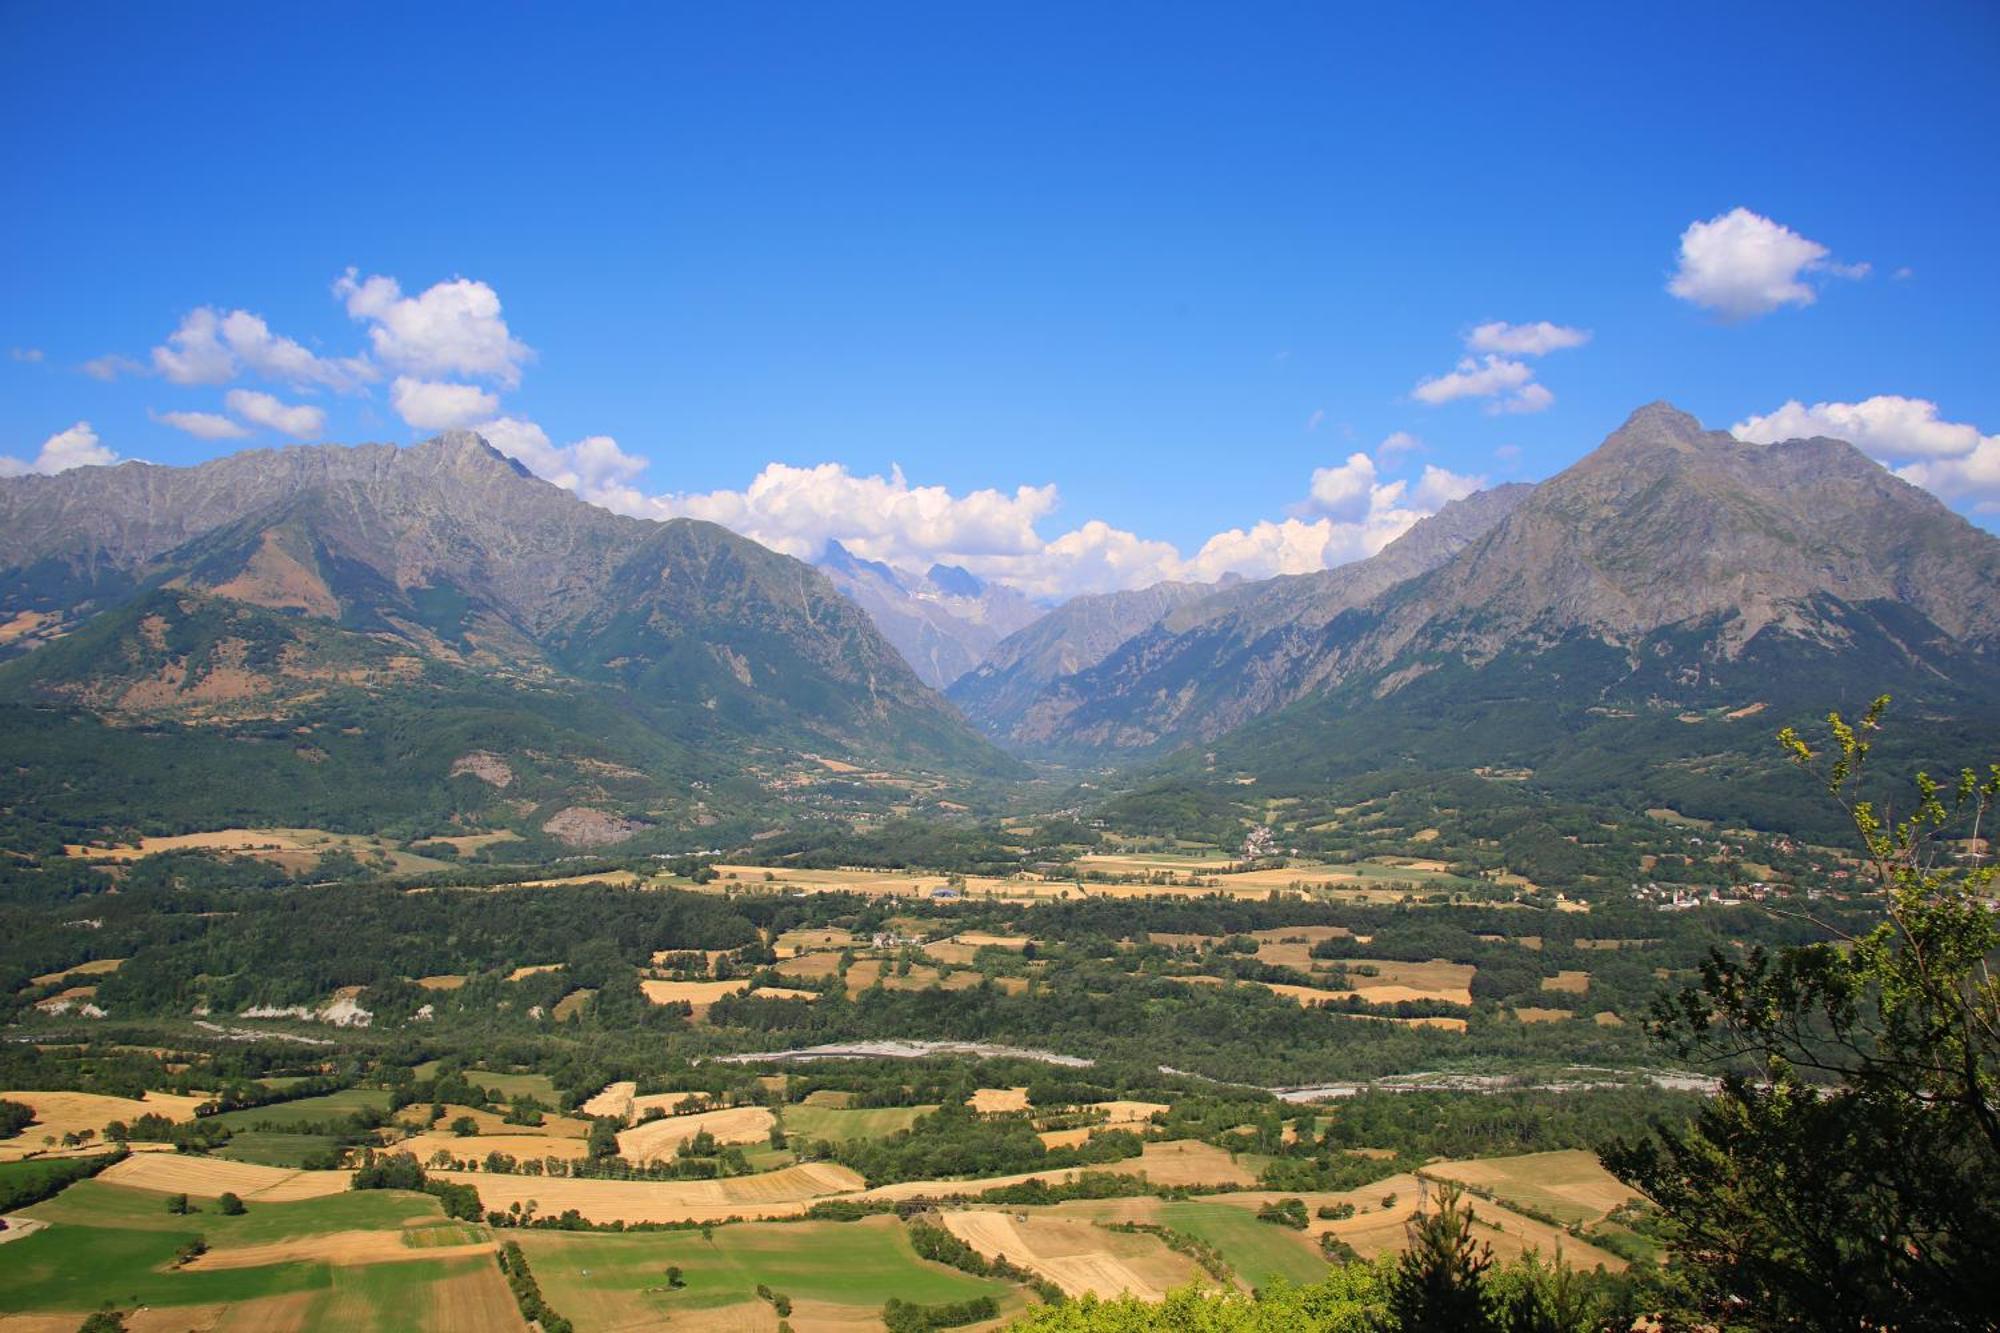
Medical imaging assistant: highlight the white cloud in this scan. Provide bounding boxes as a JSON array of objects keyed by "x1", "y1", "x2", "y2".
[
  {"x1": 9, "y1": 347, "x2": 43, "y2": 363},
  {"x1": 0, "y1": 422, "x2": 118, "y2": 477},
  {"x1": 1375, "y1": 431, "x2": 1424, "y2": 459},
  {"x1": 648, "y1": 462, "x2": 1061, "y2": 567},
  {"x1": 471, "y1": 417, "x2": 649, "y2": 502},
  {"x1": 1305, "y1": 408, "x2": 1325, "y2": 432},
  {"x1": 1733, "y1": 395, "x2": 1986, "y2": 458},
  {"x1": 1466, "y1": 321, "x2": 1591, "y2": 356},
  {"x1": 1412, "y1": 355, "x2": 1552, "y2": 413},
  {"x1": 1304, "y1": 452, "x2": 1380, "y2": 521},
  {"x1": 1667, "y1": 208, "x2": 1864, "y2": 320},
  {"x1": 151, "y1": 307, "x2": 370, "y2": 390},
  {"x1": 390, "y1": 377, "x2": 499, "y2": 430},
  {"x1": 1733, "y1": 395, "x2": 2000, "y2": 507},
  {"x1": 155, "y1": 410, "x2": 251, "y2": 441},
  {"x1": 226, "y1": 389, "x2": 326, "y2": 440},
  {"x1": 473, "y1": 421, "x2": 1493, "y2": 599},
  {"x1": 335, "y1": 269, "x2": 531, "y2": 387},
  {"x1": 1498, "y1": 382, "x2": 1554, "y2": 415}
]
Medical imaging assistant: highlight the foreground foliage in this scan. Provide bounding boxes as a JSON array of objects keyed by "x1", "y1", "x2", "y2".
[{"x1": 1605, "y1": 699, "x2": 2000, "y2": 1329}]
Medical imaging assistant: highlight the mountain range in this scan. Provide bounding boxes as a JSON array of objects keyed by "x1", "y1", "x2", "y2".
[
  {"x1": 2, "y1": 403, "x2": 1994, "y2": 845},
  {"x1": 955, "y1": 403, "x2": 2000, "y2": 825},
  {"x1": 0, "y1": 433, "x2": 1012, "y2": 847},
  {"x1": 813, "y1": 541, "x2": 1044, "y2": 690}
]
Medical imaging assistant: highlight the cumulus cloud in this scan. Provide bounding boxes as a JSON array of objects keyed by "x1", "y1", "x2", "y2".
[
  {"x1": 0, "y1": 422, "x2": 118, "y2": 477},
  {"x1": 1733, "y1": 394, "x2": 2000, "y2": 508},
  {"x1": 1411, "y1": 311, "x2": 1587, "y2": 415},
  {"x1": 1668, "y1": 208, "x2": 1865, "y2": 320},
  {"x1": 1466, "y1": 321, "x2": 1591, "y2": 356},
  {"x1": 151, "y1": 307, "x2": 371, "y2": 390},
  {"x1": 1375, "y1": 431, "x2": 1424, "y2": 459},
  {"x1": 226, "y1": 389, "x2": 326, "y2": 440},
  {"x1": 390, "y1": 377, "x2": 499, "y2": 430},
  {"x1": 336, "y1": 269, "x2": 531, "y2": 387},
  {"x1": 648, "y1": 463, "x2": 1060, "y2": 568},
  {"x1": 155, "y1": 410, "x2": 250, "y2": 441},
  {"x1": 471, "y1": 417, "x2": 650, "y2": 501},
  {"x1": 1412, "y1": 355, "x2": 1551, "y2": 413},
  {"x1": 1303, "y1": 453, "x2": 1381, "y2": 521}
]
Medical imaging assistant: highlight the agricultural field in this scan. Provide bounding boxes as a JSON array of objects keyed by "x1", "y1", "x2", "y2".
[
  {"x1": 209, "y1": 1088, "x2": 394, "y2": 1133},
  {"x1": 519, "y1": 1215, "x2": 1021, "y2": 1330},
  {"x1": 781, "y1": 1102, "x2": 934, "y2": 1143},
  {"x1": 1421, "y1": 1148, "x2": 1642, "y2": 1229},
  {"x1": 940, "y1": 1208, "x2": 1202, "y2": 1299},
  {"x1": 0, "y1": 1174, "x2": 519, "y2": 1330},
  {"x1": 0, "y1": 1090, "x2": 209, "y2": 1160}
]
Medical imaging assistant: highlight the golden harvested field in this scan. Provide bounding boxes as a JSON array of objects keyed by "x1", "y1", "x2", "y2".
[
  {"x1": 939, "y1": 1209, "x2": 1204, "y2": 1300},
  {"x1": 955, "y1": 931, "x2": 1031, "y2": 950},
  {"x1": 580, "y1": 1080, "x2": 637, "y2": 1118},
  {"x1": 424, "y1": 1261, "x2": 533, "y2": 1331},
  {"x1": 968, "y1": 1086, "x2": 1030, "y2": 1114},
  {"x1": 860, "y1": 1139, "x2": 1255, "y2": 1201},
  {"x1": 1512, "y1": 1007, "x2": 1573, "y2": 1023},
  {"x1": 923, "y1": 941, "x2": 981, "y2": 966},
  {"x1": 634, "y1": 1091, "x2": 707, "y2": 1120},
  {"x1": 617, "y1": 1106, "x2": 776, "y2": 1162},
  {"x1": 398, "y1": 1104, "x2": 587, "y2": 1138},
  {"x1": 493, "y1": 869, "x2": 642, "y2": 890},
  {"x1": 414, "y1": 974, "x2": 467, "y2": 990},
  {"x1": 506, "y1": 963, "x2": 562, "y2": 982},
  {"x1": 0, "y1": 1090, "x2": 208, "y2": 1158},
  {"x1": 1039, "y1": 1128, "x2": 1091, "y2": 1149},
  {"x1": 433, "y1": 1161, "x2": 864, "y2": 1224},
  {"x1": 801, "y1": 1089, "x2": 855, "y2": 1109},
  {"x1": 1541, "y1": 970, "x2": 1591, "y2": 993},
  {"x1": 1574, "y1": 938, "x2": 1656, "y2": 950},
  {"x1": 399, "y1": 1131, "x2": 590, "y2": 1164},
  {"x1": 776, "y1": 951, "x2": 844, "y2": 980},
  {"x1": 776, "y1": 927, "x2": 856, "y2": 954},
  {"x1": 98, "y1": 1153, "x2": 352, "y2": 1200},
  {"x1": 639, "y1": 977, "x2": 751, "y2": 1016},
  {"x1": 706, "y1": 864, "x2": 1027, "y2": 899},
  {"x1": 1091, "y1": 1100, "x2": 1170, "y2": 1127},
  {"x1": 1422, "y1": 1149, "x2": 1642, "y2": 1229},
  {"x1": 1314, "y1": 958, "x2": 1475, "y2": 1006},
  {"x1": 747, "y1": 986, "x2": 821, "y2": 1002},
  {"x1": 1167, "y1": 974, "x2": 1465, "y2": 1028},
  {"x1": 26, "y1": 957, "x2": 124, "y2": 986},
  {"x1": 188, "y1": 1228, "x2": 492, "y2": 1270},
  {"x1": 1593, "y1": 1010, "x2": 1626, "y2": 1026},
  {"x1": 845, "y1": 959, "x2": 984, "y2": 993}
]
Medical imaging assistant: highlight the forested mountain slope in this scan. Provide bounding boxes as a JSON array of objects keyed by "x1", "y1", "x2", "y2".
[{"x1": 0, "y1": 434, "x2": 1014, "y2": 844}]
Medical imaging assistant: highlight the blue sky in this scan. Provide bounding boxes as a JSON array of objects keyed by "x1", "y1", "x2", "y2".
[{"x1": 4, "y1": 2, "x2": 1996, "y2": 595}]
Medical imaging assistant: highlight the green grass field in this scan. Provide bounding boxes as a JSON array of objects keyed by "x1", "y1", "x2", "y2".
[
  {"x1": 468, "y1": 1070, "x2": 559, "y2": 1102},
  {"x1": 518, "y1": 1214, "x2": 1010, "y2": 1326},
  {"x1": 26, "y1": 1179, "x2": 442, "y2": 1242},
  {"x1": 409, "y1": 1063, "x2": 558, "y2": 1105},
  {"x1": 1155, "y1": 1200, "x2": 1329, "y2": 1289},
  {"x1": 1, "y1": 1178, "x2": 480, "y2": 1323},
  {"x1": 781, "y1": 1103, "x2": 934, "y2": 1143},
  {"x1": 214, "y1": 1129, "x2": 345, "y2": 1167},
  {"x1": 210, "y1": 1088, "x2": 394, "y2": 1131}
]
